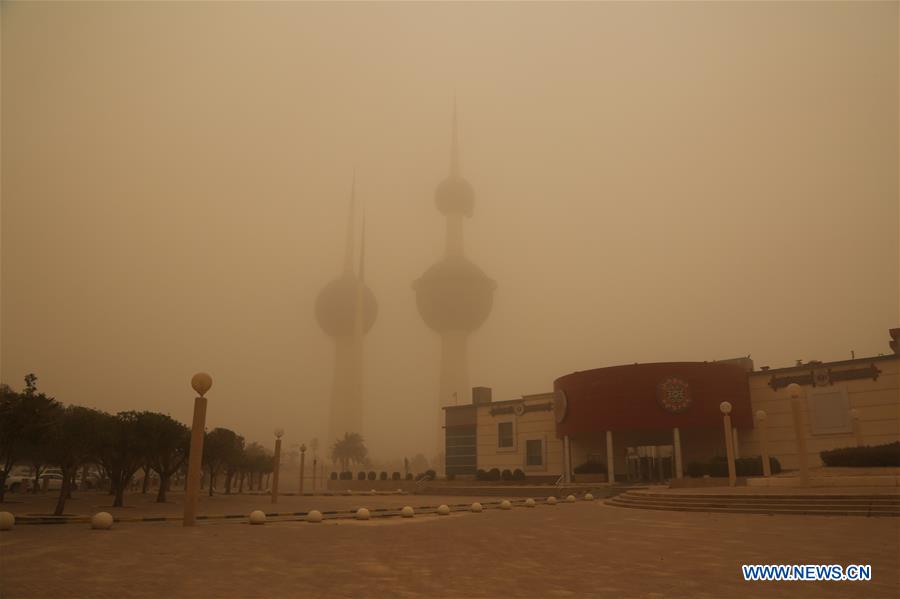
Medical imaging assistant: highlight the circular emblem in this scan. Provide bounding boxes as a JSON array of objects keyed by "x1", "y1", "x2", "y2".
[
  {"x1": 553, "y1": 389, "x2": 568, "y2": 423},
  {"x1": 513, "y1": 403, "x2": 525, "y2": 417},
  {"x1": 656, "y1": 378, "x2": 692, "y2": 413}
]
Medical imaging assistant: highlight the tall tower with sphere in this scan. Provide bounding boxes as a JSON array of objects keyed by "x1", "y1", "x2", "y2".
[
  {"x1": 315, "y1": 179, "x2": 378, "y2": 444},
  {"x1": 414, "y1": 104, "x2": 496, "y2": 457}
]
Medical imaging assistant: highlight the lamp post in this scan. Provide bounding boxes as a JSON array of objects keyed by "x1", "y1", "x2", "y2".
[
  {"x1": 756, "y1": 410, "x2": 771, "y2": 477},
  {"x1": 312, "y1": 456, "x2": 317, "y2": 493},
  {"x1": 787, "y1": 383, "x2": 809, "y2": 487},
  {"x1": 299, "y1": 444, "x2": 307, "y2": 495},
  {"x1": 850, "y1": 408, "x2": 864, "y2": 447},
  {"x1": 183, "y1": 372, "x2": 212, "y2": 527},
  {"x1": 271, "y1": 429, "x2": 284, "y2": 504},
  {"x1": 720, "y1": 401, "x2": 736, "y2": 487}
]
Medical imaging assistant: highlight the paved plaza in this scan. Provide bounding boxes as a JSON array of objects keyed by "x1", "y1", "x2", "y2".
[{"x1": 2, "y1": 493, "x2": 898, "y2": 598}]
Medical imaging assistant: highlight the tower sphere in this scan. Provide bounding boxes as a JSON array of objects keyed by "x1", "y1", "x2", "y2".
[
  {"x1": 414, "y1": 255, "x2": 495, "y2": 332},
  {"x1": 315, "y1": 274, "x2": 378, "y2": 337},
  {"x1": 435, "y1": 175, "x2": 474, "y2": 217}
]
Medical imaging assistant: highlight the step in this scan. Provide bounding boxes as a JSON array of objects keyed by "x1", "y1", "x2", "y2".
[
  {"x1": 605, "y1": 498, "x2": 900, "y2": 517},
  {"x1": 627, "y1": 491, "x2": 900, "y2": 502},
  {"x1": 618, "y1": 494, "x2": 900, "y2": 506},
  {"x1": 611, "y1": 497, "x2": 900, "y2": 512}
]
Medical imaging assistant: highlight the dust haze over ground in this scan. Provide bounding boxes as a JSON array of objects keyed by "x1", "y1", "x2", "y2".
[{"x1": 1, "y1": 2, "x2": 897, "y2": 459}]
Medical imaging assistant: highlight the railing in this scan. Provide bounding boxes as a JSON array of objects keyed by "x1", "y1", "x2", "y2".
[{"x1": 554, "y1": 474, "x2": 565, "y2": 488}]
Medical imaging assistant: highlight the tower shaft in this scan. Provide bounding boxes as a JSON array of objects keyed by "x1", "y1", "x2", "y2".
[
  {"x1": 328, "y1": 335, "x2": 364, "y2": 444},
  {"x1": 438, "y1": 330, "x2": 469, "y2": 449}
]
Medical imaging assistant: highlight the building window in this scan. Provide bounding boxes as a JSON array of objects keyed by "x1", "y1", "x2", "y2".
[
  {"x1": 498, "y1": 422, "x2": 514, "y2": 448},
  {"x1": 526, "y1": 439, "x2": 543, "y2": 466}
]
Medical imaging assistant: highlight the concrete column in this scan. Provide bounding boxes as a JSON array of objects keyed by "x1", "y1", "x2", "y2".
[
  {"x1": 182, "y1": 395, "x2": 208, "y2": 527},
  {"x1": 789, "y1": 391, "x2": 809, "y2": 487},
  {"x1": 720, "y1": 403, "x2": 737, "y2": 487},
  {"x1": 605, "y1": 430, "x2": 615, "y2": 484},
  {"x1": 757, "y1": 411, "x2": 771, "y2": 477},
  {"x1": 732, "y1": 428, "x2": 740, "y2": 459},
  {"x1": 673, "y1": 427, "x2": 683, "y2": 479}
]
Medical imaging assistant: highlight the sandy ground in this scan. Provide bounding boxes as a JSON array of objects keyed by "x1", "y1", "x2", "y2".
[{"x1": 1, "y1": 498, "x2": 898, "y2": 598}]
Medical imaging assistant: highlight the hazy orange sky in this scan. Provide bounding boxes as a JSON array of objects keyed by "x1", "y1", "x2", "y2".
[{"x1": 2, "y1": 1, "x2": 897, "y2": 460}]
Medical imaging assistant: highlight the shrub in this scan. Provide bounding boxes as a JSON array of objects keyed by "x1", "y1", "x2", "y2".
[
  {"x1": 446, "y1": 473, "x2": 456, "y2": 481},
  {"x1": 501, "y1": 469, "x2": 513, "y2": 481},
  {"x1": 391, "y1": 472, "x2": 401, "y2": 480},
  {"x1": 512, "y1": 469, "x2": 526, "y2": 481},
  {"x1": 367, "y1": 471, "x2": 377, "y2": 481},
  {"x1": 573, "y1": 461, "x2": 607, "y2": 475},
  {"x1": 425, "y1": 469, "x2": 436, "y2": 480},
  {"x1": 476, "y1": 469, "x2": 488, "y2": 481},
  {"x1": 357, "y1": 471, "x2": 366, "y2": 481},
  {"x1": 340, "y1": 471, "x2": 352, "y2": 480},
  {"x1": 330, "y1": 472, "x2": 337, "y2": 480},
  {"x1": 488, "y1": 468, "x2": 501, "y2": 481},
  {"x1": 405, "y1": 473, "x2": 413, "y2": 481},
  {"x1": 379, "y1": 471, "x2": 388, "y2": 480},
  {"x1": 820, "y1": 442, "x2": 900, "y2": 467}
]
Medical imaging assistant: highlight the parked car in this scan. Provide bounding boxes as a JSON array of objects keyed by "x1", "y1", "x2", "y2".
[{"x1": 4, "y1": 472, "x2": 65, "y2": 493}]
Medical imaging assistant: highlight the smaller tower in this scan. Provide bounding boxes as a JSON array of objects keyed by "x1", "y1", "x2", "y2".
[{"x1": 315, "y1": 178, "x2": 378, "y2": 444}]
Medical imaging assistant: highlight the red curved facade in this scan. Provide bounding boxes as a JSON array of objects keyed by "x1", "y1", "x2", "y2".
[{"x1": 553, "y1": 362, "x2": 753, "y2": 437}]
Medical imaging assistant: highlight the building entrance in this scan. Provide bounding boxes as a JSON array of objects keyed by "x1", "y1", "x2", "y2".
[{"x1": 625, "y1": 445, "x2": 674, "y2": 483}]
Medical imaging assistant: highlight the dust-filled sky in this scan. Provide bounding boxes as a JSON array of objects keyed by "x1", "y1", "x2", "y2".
[{"x1": 2, "y1": 1, "x2": 898, "y2": 460}]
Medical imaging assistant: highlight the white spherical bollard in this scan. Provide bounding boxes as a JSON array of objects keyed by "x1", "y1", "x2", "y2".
[
  {"x1": 91, "y1": 512, "x2": 114, "y2": 530},
  {"x1": 344, "y1": 489, "x2": 353, "y2": 496},
  {"x1": 436, "y1": 504, "x2": 450, "y2": 516},
  {"x1": 566, "y1": 495, "x2": 576, "y2": 503},
  {"x1": 546, "y1": 496, "x2": 558, "y2": 505},
  {"x1": 584, "y1": 493, "x2": 594, "y2": 501},
  {"x1": 249, "y1": 510, "x2": 266, "y2": 525},
  {"x1": 370, "y1": 489, "x2": 377, "y2": 495},
  {"x1": 305, "y1": 510, "x2": 323, "y2": 523},
  {"x1": 0, "y1": 512, "x2": 14, "y2": 531},
  {"x1": 499, "y1": 500, "x2": 512, "y2": 510},
  {"x1": 356, "y1": 508, "x2": 371, "y2": 520},
  {"x1": 400, "y1": 506, "x2": 415, "y2": 518},
  {"x1": 470, "y1": 502, "x2": 483, "y2": 513},
  {"x1": 524, "y1": 498, "x2": 536, "y2": 508}
]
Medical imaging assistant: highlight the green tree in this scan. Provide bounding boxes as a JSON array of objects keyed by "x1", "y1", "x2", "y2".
[
  {"x1": 96, "y1": 411, "x2": 149, "y2": 507},
  {"x1": 0, "y1": 375, "x2": 62, "y2": 502},
  {"x1": 330, "y1": 432, "x2": 368, "y2": 473},
  {"x1": 44, "y1": 405, "x2": 107, "y2": 516},
  {"x1": 202, "y1": 428, "x2": 242, "y2": 497},
  {"x1": 141, "y1": 412, "x2": 190, "y2": 503}
]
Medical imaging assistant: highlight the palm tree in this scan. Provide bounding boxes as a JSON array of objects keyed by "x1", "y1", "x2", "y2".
[{"x1": 330, "y1": 432, "x2": 368, "y2": 473}]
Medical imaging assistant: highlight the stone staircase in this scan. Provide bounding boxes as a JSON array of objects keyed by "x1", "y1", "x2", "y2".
[{"x1": 605, "y1": 489, "x2": 900, "y2": 517}]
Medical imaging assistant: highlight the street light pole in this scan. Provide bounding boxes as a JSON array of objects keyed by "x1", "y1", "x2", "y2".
[
  {"x1": 299, "y1": 444, "x2": 307, "y2": 495},
  {"x1": 271, "y1": 429, "x2": 284, "y2": 504},
  {"x1": 720, "y1": 401, "x2": 736, "y2": 487},
  {"x1": 183, "y1": 373, "x2": 212, "y2": 527}
]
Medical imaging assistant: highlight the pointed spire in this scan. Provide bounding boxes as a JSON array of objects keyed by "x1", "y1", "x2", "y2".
[
  {"x1": 450, "y1": 96, "x2": 460, "y2": 177},
  {"x1": 343, "y1": 171, "x2": 357, "y2": 273}
]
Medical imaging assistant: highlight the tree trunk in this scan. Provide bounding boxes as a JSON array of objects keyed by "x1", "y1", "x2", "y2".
[
  {"x1": 32, "y1": 464, "x2": 42, "y2": 494},
  {"x1": 54, "y1": 468, "x2": 71, "y2": 516},
  {"x1": 208, "y1": 471, "x2": 216, "y2": 497},
  {"x1": 0, "y1": 471, "x2": 7, "y2": 503},
  {"x1": 113, "y1": 478, "x2": 126, "y2": 508},
  {"x1": 224, "y1": 471, "x2": 233, "y2": 495},
  {"x1": 67, "y1": 470, "x2": 76, "y2": 499},
  {"x1": 156, "y1": 473, "x2": 169, "y2": 503},
  {"x1": 142, "y1": 467, "x2": 151, "y2": 494}
]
